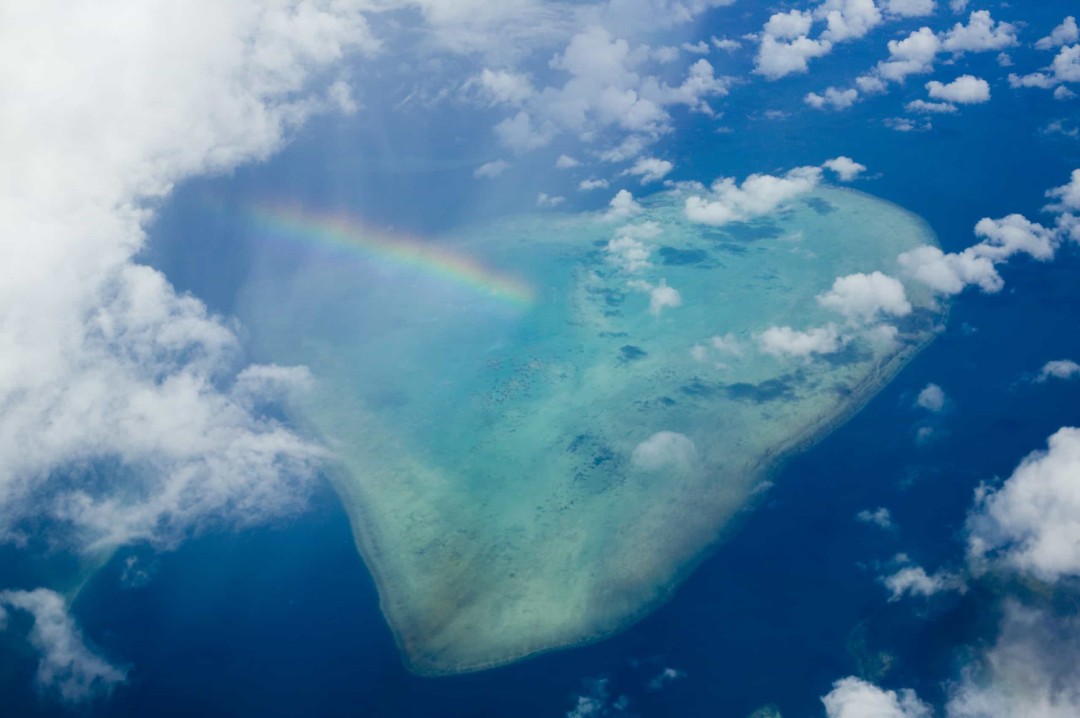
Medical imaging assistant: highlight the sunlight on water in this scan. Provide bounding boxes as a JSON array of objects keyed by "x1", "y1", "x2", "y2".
[{"x1": 239, "y1": 187, "x2": 943, "y2": 674}]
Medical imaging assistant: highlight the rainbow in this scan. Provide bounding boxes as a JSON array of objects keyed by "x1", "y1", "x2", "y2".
[{"x1": 239, "y1": 203, "x2": 536, "y2": 308}]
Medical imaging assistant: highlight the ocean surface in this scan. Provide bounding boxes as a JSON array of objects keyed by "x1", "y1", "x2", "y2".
[{"x1": 4, "y1": 3, "x2": 1080, "y2": 714}]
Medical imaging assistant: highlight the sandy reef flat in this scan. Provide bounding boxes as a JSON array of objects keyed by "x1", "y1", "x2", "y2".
[{"x1": 240, "y1": 187, "x2": 943, "y2": 674}]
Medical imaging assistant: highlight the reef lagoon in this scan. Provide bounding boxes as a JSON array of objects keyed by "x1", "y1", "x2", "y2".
[{"x1": 238, "y1": 185, "x2": 943, "y2": 674}]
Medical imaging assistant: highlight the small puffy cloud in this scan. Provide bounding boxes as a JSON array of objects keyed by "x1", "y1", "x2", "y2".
[
  {"x1": 555, "y1": 154, "x2": 580, "y2": 169},
  {"x1": 927, "y1": 75, "x2": 991, "y2": 104},
  {"x1": 758, "y1": 325, "x2": 842, "y2": 358},
  {"x1": 898, "y1": 245, "x2": 1001, "y2": 295},
  {"x1": 1011, "y1": 52, "x2": 1078, "y2": 98},
  {"x1": 631, "y1": 431, "x2": 697, "y2": 470},
  {"x1": 822, "y1": 677, "x2": 932, "y2": 718},
  {"x1": 906, "y1": 99, "x2": 958, "y2": 114},
  {"x1": 644, "y1": 59, "x2": 731, "y2": 116},
  {"x1": 0, "y1": 589, "x2": 126, "y2": 703},
  {"x1": 537, "y1": 193, "x2": 565, "y2": 208},
  {"x1": 942, "y1": 11, "x2": 1019, "y2": 54},
  {"x1": 882, "y1": 565, "x2": 961, "y2": 601},
  {"x1": 824, "y1": 156, "x2": 867, "y2": 181},
  {"x1": 755, "y1": 35, "x2": 833, "y2": 80},
  {"x1": 915, "y1": 383, "x2": 947, "y2": 412},
  {"x1": 1046, "y1": 169, "x2": 1080, "y2": 213},
  {"x1": 949, "y1": 0, "x2": 967, "y2": 11},
  {"x1": 763, "y1": 9, "x2": 814, "y2": 40},
  {"x1": 684, "y1": 166, "x2": 823, "y2": 226},
  {"x1": 694, "y1": 333, "x2": 743, "y2": 362},
  {"x1": 495, "y1": 25, "x2": 730, "y2": 155},
  {"x1": 885, "y1": 116, "x2": 932, "y2": 132},
  {"x1": 753, "y1": 9, "x2": 838, "y2": 80},
  {"x1": 648, "y1": 667, "x2": 686, "y2": 691},
  {"x1": 1009, "y1": 72, "x2": 1059, "y2": 90},
  {"x1": 711, "y1": 333, "x2": 743, "y2": 354},
  {"x1": 494, "y1": 110, "x2": 555, "y2": 153},
  {"x1": 1059, "y1": 213, "x2": 1080, "y2": 244},
  {"x1": 605, "y1": 222, "x2": 660, "y2": 273},
  {"x1": 877, "y1": 27, "x2": 941, "y2": 82},
  {"x1": 1051, "y1": 45, "x2": 1080, "y2": 84},
  {"x1": 604, "y1": 189, "x2": 643, "y2": 220},
  {"x1": 327, "y1": 79, "x2": 358, "y2": 115},
  {"x1": 565, "y1": 678, "x2": 625, "y2": 718},
  {"x1": 856, "y1": 74, "x2": 888, "y2": 94},
  {"x1": 1045, "y1": 120, "x2": 1079, "y2": 138},
  {"x1": 857, "y1": 507, "x2": 894, "y2": 530},
  {"x1": 649, "y1": 279, "x2": 682, "y2": 315},
  {"x1": 864, "y1": 322, "x2": 902, "y2": 352},
  {"x1": 712, "y1": 36, "x2": 741, "y2": 52},
  {"x1": 967, "y1": 427, "x2": 1080, "y2": 581},
  {"x1": 652, "y1": 46, "x2": 680, "y2": 63},
  {"x1": 816, "y1": 0, "x2": 884, "y2": 43},
  {"x1": 884, "y1": 0, "x2": 936, "y2": 18},
  {"x1": 817, "y1": 272, "x2": 912, "y2": 322},
  {"x1": 622, "y1": 157, "x2": 674, "y2": 184},
  {"x1": 972, "y1": 214, "x2": 1059, "y2": 262},
  {"x1": 806, "y1": 87, "x2": 859, "y2": 111},
  {"x1": 1036, "y1": 17, "x2": 1079, "y2": 51},
  {"x1": 899, "y1": 209, "x2": 1062, "y2": 297},
  {"x1": 597, "y1": 135, "x2": 651, "y2": 164},
  {"x1": 1036, "y1": 360, "x2": 1080, "y2": 383},
  {"x1": 474, "y1": 159, "x2": 511, "y2": 178},
  {"x1": 579, "y1": 178, "x2": 610, "y2": 191},
  {"x1": 475, "y1": 68, "x2": 535, "y2": 106}
]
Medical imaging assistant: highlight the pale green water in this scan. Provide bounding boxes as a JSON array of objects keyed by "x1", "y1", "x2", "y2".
[{"x1": 239, "y1": 187, "x2": 942, "y2": 674}]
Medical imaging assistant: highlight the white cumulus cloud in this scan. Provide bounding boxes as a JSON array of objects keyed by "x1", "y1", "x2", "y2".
[
  {"x1": 649, "y1": 279, "x2": 683, "y2": 316},
  {"x1": 1036, "y1": 17, "x2": 1078, "y2": 51},
  {"x1": 684, "y1": 166, "x2": 823, "y2": 226},
  {"x1": 882, "y1": 565, "x2": 961, "y2": 601},
  {"x1": 1036, "y1": 360, "x2": 1080, "y2": 383},
  {"x1": 907, "y1": 99, "x2": 958, "y2": 114},
  {"x1": 759, "y1": 325, "x2": 842, "y2": 358},
  {"x1": 877, "y1": 27, "x2": 941, "y2": 82},
  {"x1": 947, "y1": 605, "x2": 1080, "y2": 718},
  {"x1": 823, "y1": 156, "x2": 867, "y2": 181},
  {"x1": 0, "y1": 589, "x2": 126, "y2": 703},
  {"x1": 817, "y1": 272, "x2": 912, "y2": 322},
  {"x1": 857, "y1": 507, "x2": 895, "y2": 530},
  {"x1": 941, "y1": 11, "x2": 1018, "y2": 54},
  {"x1": 474, "y1": 159, "x2": 511, "y2": 178},
  {"x1": 967, "y1": 427, "x2": 1080, "y2": 581},
  {"x1": 816, "y1": 0, "x2": 884, "y2": 43},
  {"x1": 622, "y1": 157, "x2": 674, "y2": 184},
  {"x1": 915, "y1": 383, "x2": 947, "y2": 412},
  {"x1": 631, "y1": 431, "x2": 697, "y2": 471},
  {"x1": 884, "y1": 0, "x2": 936, "y2": 18},
  {"x1": 806, "y1": 87, "x2": 860, "y2": 111},
  {"x1": 822, "y1": 677, "x2": 932, "y2": 718},
  {"x1": 927, "y1": 75, "x2": 991, "y2": 104},
  {"x1": 604, "y1": 189, "x2": 644, "y2": 220}
]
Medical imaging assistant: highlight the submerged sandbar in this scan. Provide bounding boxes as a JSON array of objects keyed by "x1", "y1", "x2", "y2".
[{"x1": 240, "y1": 186, "x2": 943, "y2": 674}]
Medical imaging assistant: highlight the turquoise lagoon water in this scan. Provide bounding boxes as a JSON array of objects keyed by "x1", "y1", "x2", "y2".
[{"x1": 239, "y1": 186, "x2": 942, "y2": 674}]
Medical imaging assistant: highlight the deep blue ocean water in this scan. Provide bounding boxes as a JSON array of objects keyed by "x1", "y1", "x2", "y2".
[{"x1": 4, "y1": 2, "x2": 1080, "y2": 715}]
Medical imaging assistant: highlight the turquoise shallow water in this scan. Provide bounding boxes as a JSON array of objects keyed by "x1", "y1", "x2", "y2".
[{"x1": 239, "y1": 185, "x2": 942, "y2": 674}]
